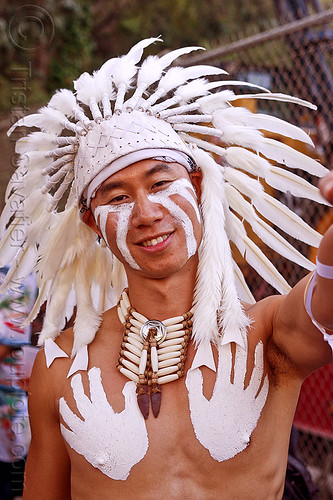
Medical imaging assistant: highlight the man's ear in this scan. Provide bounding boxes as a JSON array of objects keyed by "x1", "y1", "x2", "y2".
[
  {"x1": 190, "y1": 170, "x2": 203, "y2": 204},
  {"x1": 82, "y1": 208, "x2": 102, "y2": 238}
]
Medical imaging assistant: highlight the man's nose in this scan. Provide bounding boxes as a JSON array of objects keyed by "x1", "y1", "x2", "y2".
[{"x1": 131, "y1": 195, "x2": 164, "y2": 227}]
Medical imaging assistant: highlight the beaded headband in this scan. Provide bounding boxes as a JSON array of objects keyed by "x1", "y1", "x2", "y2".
[{"x1": 0, "y1": 37, "x2": 330, "y2": 364}]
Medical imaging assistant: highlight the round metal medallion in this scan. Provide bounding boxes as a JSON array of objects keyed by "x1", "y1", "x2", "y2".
[{"x1": 140, "y1": 320, "x2": 167, "y2": 344}]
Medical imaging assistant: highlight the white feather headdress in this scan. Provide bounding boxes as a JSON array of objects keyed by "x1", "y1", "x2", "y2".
[{"x1": 1, "y1": 38, "x2": 330, "y2": 362}]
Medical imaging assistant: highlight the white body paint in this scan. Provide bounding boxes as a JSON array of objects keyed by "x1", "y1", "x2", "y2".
[
  {"x1": 94, "y1": 178, "x2": 201, "y2": 268},
  {"x1": 59, "y1": 367, "x2": 148, "y2": 480},
  {"x1": 58, "y1": 339, "x2": 268, "y2": 479},
  {"x1": 186, "y1": 341, "x2": 268, "y2": 461}
]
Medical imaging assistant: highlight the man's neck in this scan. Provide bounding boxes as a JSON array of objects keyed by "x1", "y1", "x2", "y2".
[{"x1": 125, "y1": 257, "x2": 197, "y2": 320}]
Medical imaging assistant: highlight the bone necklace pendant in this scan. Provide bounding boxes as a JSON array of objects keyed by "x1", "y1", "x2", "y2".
[{"x1": 117, "y1": 290, "x2": 193, "y2": 419}]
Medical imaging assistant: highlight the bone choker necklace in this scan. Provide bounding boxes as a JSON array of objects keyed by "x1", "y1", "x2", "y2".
[{"x1": 116, "y1": 290, "x2": 193, "y2": 419}]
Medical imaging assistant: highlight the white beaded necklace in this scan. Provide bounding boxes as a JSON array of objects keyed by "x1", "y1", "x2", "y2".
[{"x1": 117, "y1": 290, "x2": 193, "y2": 418}]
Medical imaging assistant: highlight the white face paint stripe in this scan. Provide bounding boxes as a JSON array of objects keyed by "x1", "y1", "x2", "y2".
[
  {"x1": 94, "y1": 203, "x2": 141, "y2": 270},
  {"x1": 157, "y1": 178, "x2": 201, "y2": 223},
  {"x1": 148, "y1": 194, "x2": 197, "y2": 258},
  {"x1": 114, "y1": 204, "x2": 141, "y2": 270}
]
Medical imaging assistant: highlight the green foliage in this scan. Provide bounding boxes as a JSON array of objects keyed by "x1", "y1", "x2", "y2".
[{"x1": 48, "y1": 0, "x2": 93, "y2": 91}]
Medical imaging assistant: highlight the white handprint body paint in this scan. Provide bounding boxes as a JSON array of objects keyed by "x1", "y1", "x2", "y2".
[
  {"x1": 59, "y1": 367, "x2": 148, "y2": 480},
  {"x1": 59, "y1": 341, "x2": 268, "y2": 479},
  {"x1": 94, "y1": 178, "x2": 200, "y2": 269},
  {"x1": 186, "y1": 341, "x2": 269, "y2": 462}
]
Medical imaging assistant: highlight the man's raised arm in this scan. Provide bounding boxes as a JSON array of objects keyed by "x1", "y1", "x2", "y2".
[{"x1": 271, "y1": 173, "x2": 333, "y2": 378}]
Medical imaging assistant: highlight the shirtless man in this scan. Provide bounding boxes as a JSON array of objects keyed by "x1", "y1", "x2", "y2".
[{"x1": 1, "y1": 39, "x2": 332, "y2": 500}]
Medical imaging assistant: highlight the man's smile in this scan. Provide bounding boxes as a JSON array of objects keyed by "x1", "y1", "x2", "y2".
[{"x1": 139, "y1": 233, "x2": 172, "y2": 247}]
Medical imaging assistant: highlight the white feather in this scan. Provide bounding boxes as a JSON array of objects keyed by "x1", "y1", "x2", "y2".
[
  {"x1": 0, "y1": 193, "x2": 51, "y2": 265},
  {"x1": 213, "y1": 107, "x2": 314, "y2": 146},
  {"x1": 38, "y1": 316, "x2": 60, "y2": 343},
  {"x1": 37, "y1": 207, "x2": 79, "y2": 281},
  {"x1": 157, "y1": 64, "x2": 227, "y2": 93},
  {"x1": 173, "y1": 123, "x2": 222, "y2": 136},
  {"x1": 259, "y1": 138, "x2": 328, "y2": 177},
  {"x1": 137, "y1": 55, "x2": 164, "y2": 87},
  {"x1": 265, "y1": 165, "x2": 329, "y2": 204},
  {"x1": 49, "y1": 89, "x2": 81, "y2": 117},
  {"x1": 101, "y1": 38, "x2": 161, "y2": 91},
  {"x1": 45, "y1": 264, "x2": 76, "y2": 333},
  {"x1": 72, "y1": 255, "x2": 102, "y2": 355},
  {"x1": 233, "y1": 261, "x2": 256, "y2": 304},
  {"x1": 225, "y1": 183, "x2": 315, "y2": 270},
  {"x1": 91, "y1": 241, "x2": 114, "y2": 311},
  {"x1": 23, "y1": 279, "x2": 50, "y2": 326},
  {"x1": 159, "y1": 46, "x2": 204, "y2": 66},
  {"x1": 197, "y1": 91, "x2": 236, "y2": 112},
  {"x1": 229, "y1": 213, "x2": 291, "y2": 294},
  {"x1": 0, "y1": 245, "x2": 37, "y2": 294},
  {"x1": 224, "y1": 147, "x2": 269, "y2": 177},
  {"x1": 206, "y1": 80, "x2": 270, "y2": 93},
  {"x1": 175, "y1": 78, "x2": 210, "y2": 101},
  {"x1": 0, "y1": 219, "x2": 22, "y2": 265},
  {"x1": 74, "y1": 72, "x2": 100, "y2": 105},
  {"x1": 125, "y1": 37, "x2": 162, "y2": 62},
  {"x1": 15, "y1": 132, "x2": 58, "y2": 154},
  {"x1": 212, "y1": 112, "x2": 265, "y2": 148},
  {"x1": 191, "y1": 146, "x2": 249, "y2": 347},
  {"x1": 223, "y1": 167, "x2": 322, "y2": 247},
  {"x1": 178, "y1": 133, "x2": 227, "y2": 157},
  {"x1": 228, "y1": 92, "x2": 317, "y2": 110},
  {"x1": 26, "y1": 210, "x2": 55, "y2": 248},
  {"x1": 8, "y1": 107, "x2": 68, "y2": 136}
]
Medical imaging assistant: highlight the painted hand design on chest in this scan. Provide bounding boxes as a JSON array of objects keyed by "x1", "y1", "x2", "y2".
[
  {"x1": 94, "y1": 178, "x2": 200, "y2": 270},
  {"x1": 186, "y1": 341, "x2": 269, "y2": 462},
  {"x1": 59, "y1": 367, "x2": 148, "y2": 480}
]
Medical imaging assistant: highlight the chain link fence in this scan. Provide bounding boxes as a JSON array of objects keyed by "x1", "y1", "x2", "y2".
[{"x1": 183, "y1": 10, "x2": 333, "y2": 499}]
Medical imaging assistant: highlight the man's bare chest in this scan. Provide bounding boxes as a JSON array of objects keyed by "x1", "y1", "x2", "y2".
[{"x1": 56, "y1": 337, "x2": 276, "y2": 481}]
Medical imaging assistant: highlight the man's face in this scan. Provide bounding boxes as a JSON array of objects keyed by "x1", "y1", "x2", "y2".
[{"x1": 88, "y1": 159, "x2": 202, "y2": 279}]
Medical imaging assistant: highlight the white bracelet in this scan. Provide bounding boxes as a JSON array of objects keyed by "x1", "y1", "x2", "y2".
[
  {"x1": 304, "y1": 264, "x2": 333, "y2": 353},
  {"x1": 316, "y1": 257, "x2": 333, "y2": 279}
]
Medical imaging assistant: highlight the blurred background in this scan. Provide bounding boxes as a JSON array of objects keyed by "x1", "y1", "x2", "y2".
[{"x1": 0, "y1": 0, "x2": 332, "y2": 498}]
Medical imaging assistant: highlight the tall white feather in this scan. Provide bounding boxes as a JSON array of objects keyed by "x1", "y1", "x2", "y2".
[
  {"x1": 191, "y1": 146, "x2": 249, "y2": 348},
  {"x1": 8, "y1": 107, "x2": 76, "y2": 136},
  {"x1": 213, "y1": 107, "x2": 314, "y2": 146},
  {"x1": 197, "y1": 91, "x2": 236, "y2": 112},
  {"x1": 125, "y1": 47, "x2": 204, "y2": 109},
  {"x1": 233, "y1": 261, "x2": 256, "y2": 304},
  {"x1": 227, "y1": 212, "x2": 291, "y2": 294},
  {"x1": 224, "y1": 183, "x2": 315, "y2": 270},
  {"x1": 73, "y1": 252, "x2": 102, "y2": 355},
  {"x1": 228, "y1": 92, "x2": 317, "y2": 109},
  {"x1": 259, "y1": 138, "x2": 328, "y2": 177},
  {"x1": 223, "y1": 167, "x2": 322, "y2": 247},
  {"x1": 142, "y1": 64, "x2": 226, "y2": 108},
  {"x1": 100, "y1": 37, "x2": 161, "y2": 111}
]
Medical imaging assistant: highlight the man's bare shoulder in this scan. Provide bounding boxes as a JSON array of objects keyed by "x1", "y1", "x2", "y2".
[{"x1": 243, "y1": 294, "x2": 284, "y2": 342}]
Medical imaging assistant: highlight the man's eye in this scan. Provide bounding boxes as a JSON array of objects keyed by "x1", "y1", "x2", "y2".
[
  {"x1": 152, "y1": 180, "x2": 170, "y2": 189},
  {"x1": 110, "y1": 194, "x2": 127, "y2": 203}
]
